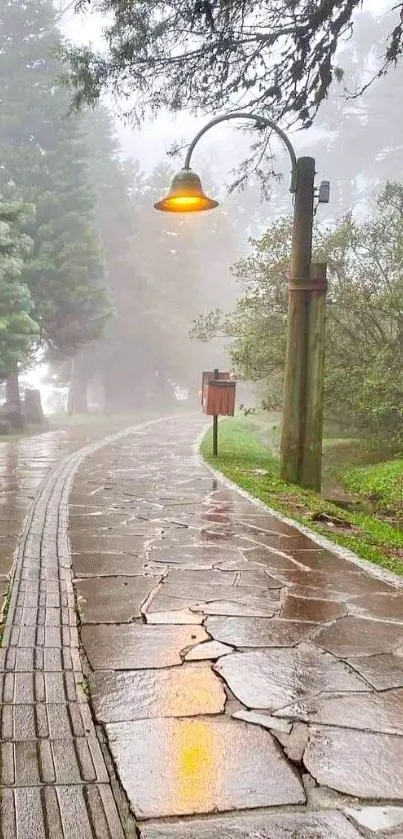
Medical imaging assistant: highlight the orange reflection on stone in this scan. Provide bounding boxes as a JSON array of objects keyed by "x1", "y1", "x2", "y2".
[{"x1": 173, "y1": 718, "x2": 215, "y2": 813}]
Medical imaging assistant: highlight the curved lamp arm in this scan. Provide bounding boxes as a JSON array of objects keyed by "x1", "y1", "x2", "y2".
[{"x1": 184, "y1": 111, "x2": 298, "y2": 193}]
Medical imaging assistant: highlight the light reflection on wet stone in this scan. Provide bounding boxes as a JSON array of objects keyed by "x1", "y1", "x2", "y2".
[
  {"x1": 277, "y1": 688, "x2": 403, "y2": 734},
  {"x1": 105, "y1": 716, "x2": 305, "y2": 819},
  {"x1": 344, "y1": 806, "x2": 403, "y2": 833},
  {"x1": 184, "y1": 641, "x2": 234, "y2": 661},
  {"x1": 91, "y1": 665, "x2": 226, "y2": 721},
  {"x1": 206, "y1": 617, "x2": 316, "y2": 648},
  {"x1": 232, "y1": 709, "x2": 292, "y2": 734},
  {"x1": 145, "y1": 609, "x2": 204, "y2": 625},
  {"x1": 281, "y1": 594, "x2": 347, "y2": 622},
  {"x1": 267, "y1": 568, "x2": 398, "y2": 598},
  {"x1": 216, "y1": 648, "x2": 369, "y2": 710},
  {"x1": 313, "y1": 616, "x2": 403, "y2": 657},
  {"x1": 284, "y1": 549, "x2": 364, "y2": 573},
  {"x1": 349, "y1": 593, "x2": 403, "y2": 622},
  {"x1": 304, "y1": 726, "x2": 403, "y2": 799},
  {"x1": 191, "y1": 598, "x2": 277, "y2": 617}
]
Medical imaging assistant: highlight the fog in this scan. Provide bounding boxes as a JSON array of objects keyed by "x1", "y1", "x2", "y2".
[{"x1": 0, "y1": 0, "x2": 401, "y2": 423}]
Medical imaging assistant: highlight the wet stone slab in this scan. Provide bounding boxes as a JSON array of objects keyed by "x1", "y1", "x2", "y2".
[
  {"x1": 81, "y1": 624, "x2": 208, "y2": 669},
  {"x1": 304, "y1": 726, "x2": 403, "y2": 799},
  {"x1": 237, "y1": 569, "x2": 284, "y2": 588},
  {"x1": 191, "y1": 598, "x2": 278, "y2": 617},
  {"x1": 91, "y1": 665, "x2": 226, "y2": 722},
  {"x1": 147, "y1": 546, "x2": 241, "y2": 568},
  {"x1": 145, "y1": 609, "x2": 204, "y2": 625},
  {"x1": 284, "y1": 549, "x2": 365, "y2": 573},
  {"x1": 242, "y1": 547, "x2": 305, "y2": 572},
  {"x1": 266, "y1": 568, "x2": 399, "y2": 598},
  {"x1": 232, "y1": 709, "x2": 292, "y2": 734},
  {"x1": 313, "y1": 616, "x2": 403, "y2": 657},
  {"x1": 346, "y1": 653, "x2": 403, "y2": 690},
  {"x1": 73, "y1": 552, "x2": 146, "y2": 577},
  {"x1": 281, "y1": 594, "x2": 347, "y2": 622},
  {"x1": 69, "y1": 513, "x2": 130, "y2": 532},
  {"x1": 184, "y1": 641, "x2": 234, "y2": 661},
  {"x1": 349, "y1": 592, "x2": 403, "y2": 622},
  {"x1": 344, "y1": 806, "x2": 403, "y2": 834},
  {"x1": 165, "y1": 570, "x2": 237, "y2": 587},
  {"x1": 139, "y1": 810, "x2": 362, "y2": 839},
  {"x1": 144, "y1": 595, "x2": 205, "y2": 615},
  {"x1": 75, "y1": 576, "x2": 159, "y2": 622},
  {"x1": 215, "y1": 648, "x2": 369, "y2": 710},
  {"x1": 72, "y1": 533, "x2": 151, "y2": 554},
  {"x1": 206, "y1": 617, "x2": 316, "y2": 648},
  {"x1": 276, "y1": 688, "x2": 403, "y2": 735},
  {"x1": 153, "y1": 581, "x2": 269, "y2": 606},
  {"x1": 105, "y1": 716, "x2": 305, "y2": 819}
]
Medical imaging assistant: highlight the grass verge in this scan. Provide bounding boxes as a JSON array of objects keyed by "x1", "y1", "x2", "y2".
[
  {"x1": 342, "y1": 458, "x2": 403, "y2": 522},
  {"x1": 200, "y1": 417, "x2": 403, "y2": 577}
]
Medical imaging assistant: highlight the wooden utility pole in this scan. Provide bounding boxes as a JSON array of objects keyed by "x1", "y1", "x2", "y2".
[
  {"x1": 300, "y1": 262, "x2": 328, "y2": 490},
  {"x1": 280, "y1": 157, "x2": 315, "y2": 486},
  {"x1": 153, "y1": 113, "x2": 329, "y2": 491},
  {"x1": 280, "y1": 158, "x2": 328, "y2": 492}
]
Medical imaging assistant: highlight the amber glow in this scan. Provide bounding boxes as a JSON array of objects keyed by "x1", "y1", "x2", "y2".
[
  {"x1": 173, "y1": 719, "x2": 216, "y2": 812},
  {"x1": 155, "y1": 194, "x2": 218, "y2": 213}
]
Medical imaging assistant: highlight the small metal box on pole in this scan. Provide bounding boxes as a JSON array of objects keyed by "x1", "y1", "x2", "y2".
[{"x1": 201, "y1": 369, "x2": 236, "y2": 455}]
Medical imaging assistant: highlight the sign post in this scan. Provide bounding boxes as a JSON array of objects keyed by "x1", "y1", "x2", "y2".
[
  {"x1": 213, "y1": 369, "x2": 219, "y2": 455},
  {"x1": 201, "y1": 369, "x2": 236, "y2": 457}
]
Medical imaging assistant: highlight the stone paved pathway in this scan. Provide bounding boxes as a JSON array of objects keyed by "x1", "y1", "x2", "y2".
[{"x1": 2, "y1": 414, "x2": 403, "y2": 837}]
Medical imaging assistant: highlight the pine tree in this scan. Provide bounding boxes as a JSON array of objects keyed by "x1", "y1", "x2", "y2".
[
  {"x1": 0, "y1": 0, "x2": 113, "y2": 362},
  {"x1": 0, "y1": 202, "x2": 38, "y2": 382},
  {"x1": 66, "y1": 1, "x2": 402, "y2": 131}
]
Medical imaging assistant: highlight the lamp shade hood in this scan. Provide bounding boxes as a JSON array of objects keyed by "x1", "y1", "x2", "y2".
[{"x1": 154, "y1": 168, "x2": 219, "y2": 212}]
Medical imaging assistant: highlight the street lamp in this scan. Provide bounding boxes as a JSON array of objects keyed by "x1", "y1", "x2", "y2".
[{"x1": 155, "y1": 111, "x2": 329, "y2": 491}]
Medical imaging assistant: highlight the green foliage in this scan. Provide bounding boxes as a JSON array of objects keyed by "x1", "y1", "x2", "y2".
[
  {"x1": 343, "y1": 459, "x2": 403, "y2": 514},
  {"x1": 196, "y1": 182, "x2": 403, "y2": 447},
  {"x1": 0, "y1": 202, "x2": 38, "y2": 379},
  {"x1": 201, "y1": 417, "x2": 403, "y2": 576},
  {"x1": 0, "y1": 0, "x2": 113, "y2": 358},
  {"x1": 65, "y1": 1, "x2": 402, "y2": 134}
]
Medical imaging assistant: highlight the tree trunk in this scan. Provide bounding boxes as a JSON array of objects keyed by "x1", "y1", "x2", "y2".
[
  {"x1": 6, "y1": 368, "x2": 21, "y2": 411},
  {"x1": 67, "y1": 353, "x2": 88, "y2": 415},
  {"x1": 24, "y1": 389, "x2": 47, "y2": 425},
  {"x1": 4, "y1": 368, "x2": 24, "y2": 428}
]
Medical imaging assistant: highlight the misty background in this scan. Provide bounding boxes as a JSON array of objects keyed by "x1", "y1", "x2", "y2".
[{"x1": 1, "y1": 0, "x2": 402, "y2": 423}]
